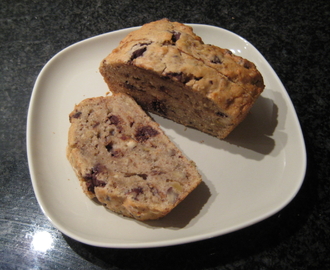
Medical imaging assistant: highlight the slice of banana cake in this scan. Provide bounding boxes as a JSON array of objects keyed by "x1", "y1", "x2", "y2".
[{"x1": 67, "y1": 93, "x2": 202, "y2": 220}]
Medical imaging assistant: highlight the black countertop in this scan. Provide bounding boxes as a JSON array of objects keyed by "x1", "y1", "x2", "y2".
[{"x1": 1, "y1": 0, "x2": 329, "y2": 269}]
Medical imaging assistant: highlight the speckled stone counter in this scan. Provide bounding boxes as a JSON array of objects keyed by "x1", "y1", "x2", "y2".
[{"x1": 1, "y1": 0, "x2": 329, "y2": 269}]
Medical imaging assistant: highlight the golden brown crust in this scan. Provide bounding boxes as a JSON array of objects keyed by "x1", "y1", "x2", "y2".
[{"x1": 118, "y1": 19, "x2": 264, "y2": 93}]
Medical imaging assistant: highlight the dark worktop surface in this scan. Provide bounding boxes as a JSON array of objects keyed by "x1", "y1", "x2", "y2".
[{"x1": 1, "y1": 0, "x2": 329, "y2": 269}]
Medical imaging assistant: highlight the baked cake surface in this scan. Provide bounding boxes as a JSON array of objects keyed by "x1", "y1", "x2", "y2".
[
  {"x1": 99, "y1": 18, "x2": 265, "y2": 139},
  {"x1": 67, "y1": 93, "x2": 202, "y2": 220}
]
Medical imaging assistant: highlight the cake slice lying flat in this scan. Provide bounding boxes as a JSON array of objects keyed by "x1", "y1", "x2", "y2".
[
  {"x1": 99, "y1": 19, "x2": 265, "y2": 139},
  {"x1": 67, "y1": 93, "x2": 202, "y2": 220}
]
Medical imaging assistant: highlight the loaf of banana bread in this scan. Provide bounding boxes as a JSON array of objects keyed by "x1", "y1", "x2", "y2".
[{"x1": 99, "y1": 19, "x2": 264, "y2": 139}]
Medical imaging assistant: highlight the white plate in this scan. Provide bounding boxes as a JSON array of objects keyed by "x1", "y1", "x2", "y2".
[{"x1": 27, "y1": 24, "x2": 306, "y2": 248}]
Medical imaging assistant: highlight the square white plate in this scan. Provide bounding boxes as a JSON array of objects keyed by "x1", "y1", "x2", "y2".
[{"x1": 27, "y1": 24, "x2": 306, "y2": 248}]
